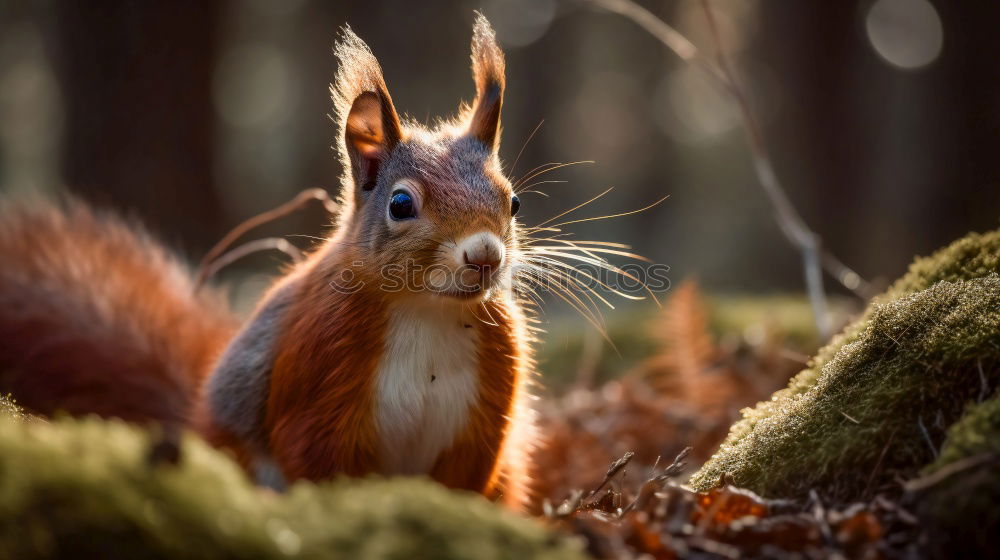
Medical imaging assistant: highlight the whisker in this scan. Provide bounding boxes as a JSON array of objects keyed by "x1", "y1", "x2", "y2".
[
  {"x1": 527, "y1": 248, "x2": 636, "y2": 277},
  {"x1": 522, "y1": 260, "x2": 615, "y2": 310},
  {"x1": 512, "y1": 161, "x2": 561, "y2": 188},
  {"x1": 526, "y1": 248, "x2": 660, "y2": 306},
  {"x1": 547, "y1": 195, "x2": 670, "y2": 229},
  {"x1": 508, "y1": 119, "x2": 544, "y2": 179},
  {"x1": 526, "y1": 245, "x2": 618, "y2": 268},
  {"x1": 518, "y1": 226, "x2": 564, "y2": 236},
  {"x1": 531, "y1": 272, "x2": 616, "y2": 317},
  {"x1": 526, "y1": 256, "x2": 644, "y2": 303},
  {"x1": 515, "y1": 190, "x2": 551, "y2": 198},
  {"x1": 518, "y1": 269, "x2": 601, "y2": 326},
  {"x1": 527, "y1": 244, "x2": 653, "y2": 263},
  {"x1": 512, "y1": 278, "x2": 546, "y2": 312},
  {"x1": 476, "y1": 302, "x2": 501, "y2": 327},
  {"x1": 517, "y1": 283, "x2": 547, "y2": 313},
  {"x1": 287, "y1": 234, "x2": 329, "y2": 242},
  {"x1": 514, "y1": 179, "x2": 567, "y2": 195},
  {"x1": 521, "y1": 261, "x2": 612, "y2": 319},
  {"x1": 511, "y1": 278, "x2": 544, "y2": 313},
  {"x1": 534, "y1": 187, "x2": 614, "y2": 228},
  {"x1": 512, "y1": 160, "x2": 594, "y2": 190},
  {"x1": 519, "y1": 272, "x2": 614, "y2": 348},
  {"x1": 523, "y1": 238, "x2": 633, "y2": 249}
]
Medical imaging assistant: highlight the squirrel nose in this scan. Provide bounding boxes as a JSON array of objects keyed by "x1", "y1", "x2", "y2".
[
  {"x1": 463, "y1": 251, "x2": 501, "y2": 272},
  {"x1": 460, "y1": 233, "x2": 505, "y2": 274}
]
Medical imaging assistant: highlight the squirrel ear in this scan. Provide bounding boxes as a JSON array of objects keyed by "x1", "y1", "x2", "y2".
[
  {"x1": 333, "y1": 27, "x2": 403, "y2": 198},
  {"x1": 467, "y1": 13, "x2": 505, "y2": 152}
]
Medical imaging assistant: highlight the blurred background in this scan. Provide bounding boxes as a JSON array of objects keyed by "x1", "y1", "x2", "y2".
[{"x1": 1, "y1": 0, "x2": 998, "y2": 386}]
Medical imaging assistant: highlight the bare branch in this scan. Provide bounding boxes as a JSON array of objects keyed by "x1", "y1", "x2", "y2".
[
  {"x1": 697, "y1": 0, "x2": 829, "y2": 337},
  {"x1": 588, "y1": 0, "x2": 701, "y2": 65},
  {"x1": 822, "y1": 250, "x2": 874, "y2": 299},
  {"x1": 196, "y1": 237, "x2": 305, "y2": 289},
  {"x1": 588, "y1": 0, "x2": 870, "y2": 338},
  {"x1": 195, "y1": 188, "x2": 338, "y2": 291},
  {"x1": 904, "y1": 452, "x2": 998, "y2": 493}
]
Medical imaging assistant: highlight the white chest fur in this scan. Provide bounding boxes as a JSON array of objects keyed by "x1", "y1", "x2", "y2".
[{"x1": 374, "y1": 301, "x2": 480, "y2": 474}]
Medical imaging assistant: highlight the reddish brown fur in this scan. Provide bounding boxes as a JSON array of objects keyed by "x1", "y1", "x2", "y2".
[
  {"x1": 258, "y1": 246, "x2": 534, "y2": 507},
  {"x1": 0, "y1": 200, "x2": 236, "y2": 426},
  {"x1": 264, "y1": 247, "x2": 387, "y2": 479}
]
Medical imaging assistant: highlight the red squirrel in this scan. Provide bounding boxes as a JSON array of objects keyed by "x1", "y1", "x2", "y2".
[{"x1": 0, "y1": 15, "x2": 642, "y2": 509}]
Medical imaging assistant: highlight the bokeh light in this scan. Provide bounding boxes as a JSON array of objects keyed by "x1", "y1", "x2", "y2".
[
  {"x1": 865, "y1": 0, "x2": 943, "y2": 70},
  {"x1": 0, "y1": 22, "x2": 62, "y2": 195},
  {"x1": 483, "y1": 0, "x2": 556, "y2": 48},
  {"x1": 655, "y1": 65, "x2": 739, "y2": 145},
  {"x1": 213, "y1": 44, "x2": 296, "y2": 129}
]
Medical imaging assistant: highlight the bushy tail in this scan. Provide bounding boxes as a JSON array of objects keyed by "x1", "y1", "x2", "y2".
[{"x1": 0, "y1": 199, "x2": 236, "y2": 426}]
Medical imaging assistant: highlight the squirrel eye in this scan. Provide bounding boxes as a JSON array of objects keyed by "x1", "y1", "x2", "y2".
[
  {"x1": 510, "y1": 195, "x2": 520, "y2": 217},
  {"x1": 389, "y1": 190, "x2": 416, "y2": 220}
]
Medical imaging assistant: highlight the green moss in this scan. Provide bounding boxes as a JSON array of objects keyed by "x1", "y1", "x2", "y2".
[
  {"x1": 0, "y1": 416, "x2": 583, "y2": 560},
  {"x1": 886, "y1": 229, "x2": 1000, "y2": 298},
  {"x1": 917, "y1": 395, "x2": 1000, "y2": 555},
  {"x1": 689, "y1": 229, "x2": 1000, "y2": 499},
  {"x1": 806, "y1": 229, "x2": 1000, "y2": 397},
  {"x1": 927, "y1": 393, "x2": 1000, "y2": 471}
]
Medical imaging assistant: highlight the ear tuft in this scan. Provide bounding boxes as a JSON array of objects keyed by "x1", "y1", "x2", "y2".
[
  {"x1": 332, "y1": 26, "x2": 398, "y2": 137},
  {"x1": 468, "y1": 12, "x2": 506, "y2": 151},
  {"x1": 471, "y1": 12, "x2": 506, "y2": 99},
  {"x1": 332, "y1": 26, "x2": 402, "y2": 203}
]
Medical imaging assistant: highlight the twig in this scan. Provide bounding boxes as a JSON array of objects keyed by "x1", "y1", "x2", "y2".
[
  {"x1": 621, "y1": 446, "x2": 693, "y2": 513},
  {"x1": 586, "y1": 0, "x2": 707, "y2": 71},
  {"x1": 554, "y1": 489, "x2": 586, "y2": 518},
  {"x1": 904, "y1": 452, "x2": 998, "y2": 493},
  {"x1": 839, "y1": 410, "x2": 861, "y2": 424},
  {"x1": 809, "y1": 489, "x2": 835, "y2": 547},
  {"x1": 660, "y1": 446, "x2": 692, "y2": 479},
  {"x1": 586, "y1": 451, "x2": 635, "y2": 499},
  {"x1": 872, "y1": 494, "x2": 919, "y2": 525},
  {"x1": 196, "y1": 238, "x2": 305, "y2": 288},
  {"x1": 694, "y1": 487, "x2": 729, "y2": 536},
  {"x1": 917, "y1": 415, "x2": 939, "y2": 459},
  {"x1": 822, "y1": 250, "x2": 874, "y2": 299},
  {"x1": 194, "y1": 188, "x2": 338, "y2": 291},
  {"x1": 588, "y1": 0, "x2": 870, "y2": 338}
]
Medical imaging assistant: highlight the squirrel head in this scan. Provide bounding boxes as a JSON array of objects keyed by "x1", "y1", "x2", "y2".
[{"x1": 329, "y1": 14, "x2": 517, "y2": 303}]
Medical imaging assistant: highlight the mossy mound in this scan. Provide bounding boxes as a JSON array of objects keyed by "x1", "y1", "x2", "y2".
[
  {"x1": 916, "y1": 394, "x2": 1000, "y2": 556},
  {"x1": 689, "y1": 229, "x2": 1000, "y2": 499},
  {"x1": 0, "y1": 414, "x2": 583, "y2": 560},
  {"x1": 796, "y1": 229, "x2": 1000, "y2": 398}
]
